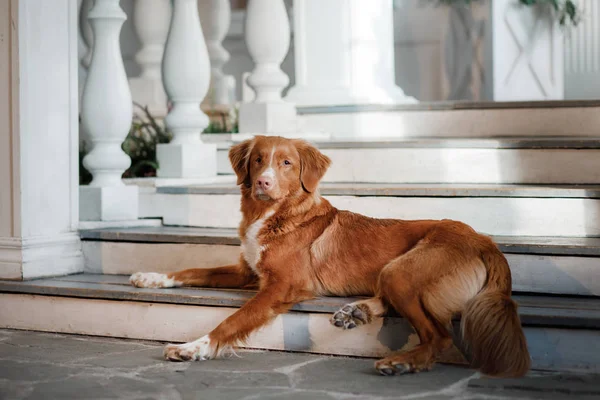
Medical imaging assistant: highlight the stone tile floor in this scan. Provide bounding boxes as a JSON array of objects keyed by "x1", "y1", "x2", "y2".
[{"x1": 0, "y1": 329, "x2": 598, "y2": 400}]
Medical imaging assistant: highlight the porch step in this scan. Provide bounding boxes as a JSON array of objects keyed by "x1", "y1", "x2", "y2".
[
  {"x1": 147, "y1": 183, "x2": 600, "y2": 237},
  {"x1": 214, "y1": 137, "x2": 600, "y2": 184},
  {"x1": 1, "y1": 274, "x2": 599, "y2": 373},
  {"x1": 80, "y1": 226, "x2": 600, "y2": 297},
  {"x1": 296, "y1": 101, "x2": 600, "y2": 138}
]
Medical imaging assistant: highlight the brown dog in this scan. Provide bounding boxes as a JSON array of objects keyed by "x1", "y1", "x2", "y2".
[{"x1": 130, "y1": 135, "x2": 530, "y2": 377}]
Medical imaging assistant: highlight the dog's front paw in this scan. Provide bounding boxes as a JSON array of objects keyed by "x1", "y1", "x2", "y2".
[
  {"x1": 129, "y1": 272, "x2": 178, "y2": 288},
  {"x1": 164, "y1": 343, "x2": 198, "y2": 362},
  {"x1": 164, "y1": 336, "x2": 217, "y2": 362}
]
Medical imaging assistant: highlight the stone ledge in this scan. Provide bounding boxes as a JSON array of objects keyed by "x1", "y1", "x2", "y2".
[
  {"x1": 156, "y1": 182, "x2": 600, "y2": 199},
  {"x1": 1, "y1": 274, "x2": 599, "y2": 329},
  {"x1": 78, "y1": 226, "x2": 600, "y2": 257}
]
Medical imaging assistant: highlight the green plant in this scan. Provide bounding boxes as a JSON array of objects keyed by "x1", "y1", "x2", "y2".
[
  {"x1": 432, "y1": 0, "x2": 580, "y2": 27},
  {"x1": 80, "y1": 103, "x2": 240, "y2": 182},
  {"x1": 518, "y1": 0, "x2": 579, "y2": 27},
  {"x1": 202, "y1": 106, "x2": 240, "y2": 134},
  {"x1": 121, "y1": 103, "x2": 173, "y2": 178}
]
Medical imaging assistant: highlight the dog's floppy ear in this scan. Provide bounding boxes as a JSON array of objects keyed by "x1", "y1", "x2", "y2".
[
  {"x1": 294, "y1": 140, "x2": 331, "y2": 193},
  {"x1": 229, "y1": 138, "x2": 255, "y2": 186}
]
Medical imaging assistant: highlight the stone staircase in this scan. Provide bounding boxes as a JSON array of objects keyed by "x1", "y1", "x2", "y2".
[
  {"x1": 2, "y1": 131, "x2": 600, "y2": 374},
  {"x1": 1, "y1": 272, "x2": 599, "y2": 374}
]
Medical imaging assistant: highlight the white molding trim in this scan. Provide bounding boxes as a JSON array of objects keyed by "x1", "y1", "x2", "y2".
[{"x1": 0, "y1": 233, "x2": 84, "y2": 280}]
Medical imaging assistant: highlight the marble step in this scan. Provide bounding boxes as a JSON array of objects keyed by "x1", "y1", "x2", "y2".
[
  {"x1": 80, "y1": 227, "x2": 600, "y2": 297},
  {"x1": 1, "y1": 274, "x2": 599, "y2": 373},
  {"x1": 144, "y1": 183, "x2": 600, "y2": 237},
  {"x1": 296, "y1": 101, "x2": 600, "y2": 139},
  {"x1": 212, "y1": 137, "x2": 600, "y2": 184}
]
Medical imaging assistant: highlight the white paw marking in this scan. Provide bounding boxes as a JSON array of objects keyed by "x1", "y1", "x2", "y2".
[
  {"x1": 129, "y1": 272, "x2": 180, "y2": 288},
  {"x1": 164, "y1": 335, "x2": 226, "y2": 361}
]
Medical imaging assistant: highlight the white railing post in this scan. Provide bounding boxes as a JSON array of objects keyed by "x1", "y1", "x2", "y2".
[
  {"x1": 286, "y1": 0, "x2": 416, "y2": 106},
  {"x1": 238, "y1": 0, "x2": 297, "y2": 135},
  {"x1": 129, "y1": 0, "x2": 172, "y2": 116},
  {"x1": 157, "y1": 0, "x2": 217, "y2": 178},
  {"x1": 198, "y1": 0, "x2": 233, "y2": 108},
  {"x1": 80, "y1": 0, "x2": 138, "y2": 221}
]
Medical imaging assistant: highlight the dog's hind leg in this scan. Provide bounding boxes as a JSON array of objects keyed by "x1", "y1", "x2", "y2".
[
  {"x1": 373, "y1": 247, "x2": 465, "y2": 376},
  {"x1": 330, "y1": 297, "x2": 387, "y2": 330}
]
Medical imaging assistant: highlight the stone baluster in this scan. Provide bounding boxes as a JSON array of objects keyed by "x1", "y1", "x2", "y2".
[
  {"x1": 157, "y1": 0, "x2": 217, "y2": 178},
  {"x1": 129, "y1": 0, "x2": 172, "y2": 116},
  {"x1": 80, "y1": 0, "x2": 138, "y2": 221},
  {"x1": 198, "y1": 0, "x2": 233, "y2": 108},
  {"x1": 239, "y1": 0, "x2": 296, "y2": 135}
]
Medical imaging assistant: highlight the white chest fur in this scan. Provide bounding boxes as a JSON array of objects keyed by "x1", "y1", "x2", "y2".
[{"x1": 241, "y1": 211, "x2": 273, "y2": 273}]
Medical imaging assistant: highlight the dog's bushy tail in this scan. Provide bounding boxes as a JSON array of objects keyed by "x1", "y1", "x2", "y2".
[{"x1": 461, "y1": 246, "x2": 531, "y2": 377}]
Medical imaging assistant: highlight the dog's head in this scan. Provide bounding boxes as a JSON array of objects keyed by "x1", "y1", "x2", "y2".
[{"x1": 228, "y1": 136, "x2": 331, "y2": 202}]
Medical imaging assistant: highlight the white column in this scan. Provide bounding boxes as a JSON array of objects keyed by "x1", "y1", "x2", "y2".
[
  {"x1": 0, "y1": 0, "x2": 83, "y2": 279},
  {"x1": 198, "y1": 0, "x2": 233, "y2": 108},
  {"x1": 286, "y1": 0, "x2": 417, "y2": 107},
  {"x1": 157, "y1": 0, "x2": 217, "y2": 178},
  {"x1": 238, "y1": 0, "x2": 297, "y2": 135},
  {"x1": 129, "y1": 0, "x2": 171, "y2": 116},
  {"x1": 80, "y1": 0, "x2": 138, "y2": 221}
]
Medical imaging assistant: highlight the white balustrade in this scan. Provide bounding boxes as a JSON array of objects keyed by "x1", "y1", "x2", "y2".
[
  {"x1": 157, "y1": 0, "x2": 217, "y2": 178},
  {"x1": 286, "y1": 0, "x2": 416, "y2": 106},
  {"x1": 129, "y1": 0, "x2": 172, "y2": 116},
  {"x1": 80, "y1": 0, "x2": 138, "y2": 221},
  {"x1": 198, "y1": 0, "x2": 233, "y2": 108},
  {"x1": 238, "y1": 0, "x2": 297, "y2": 135}
]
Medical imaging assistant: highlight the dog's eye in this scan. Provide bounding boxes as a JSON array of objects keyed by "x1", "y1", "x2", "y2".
[
  {"x1": 284, "y1": 160, "x2": 291, "y2": 166},
  {"x1": 256, "y1": 157, "x2": 262, "y2": 164}
]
